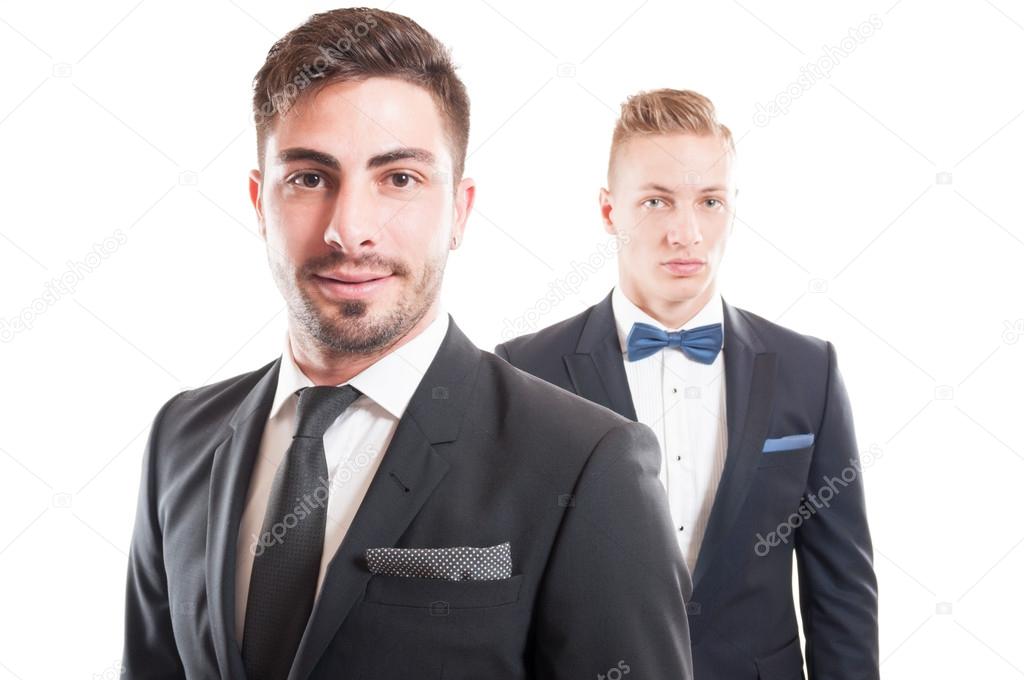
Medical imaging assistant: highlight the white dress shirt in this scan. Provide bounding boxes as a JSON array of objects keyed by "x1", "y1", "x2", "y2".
[
  {"x1": 234, "y1": 308, "x2": 450, "y2": 644},
  {"x1": 611, "y1": 286, "x2": 728, "y2": 573}
]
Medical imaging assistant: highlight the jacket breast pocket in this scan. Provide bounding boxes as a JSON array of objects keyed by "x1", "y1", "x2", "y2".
[{"x1": 363, "y1": 573, "x2": 523, "y2": 610}]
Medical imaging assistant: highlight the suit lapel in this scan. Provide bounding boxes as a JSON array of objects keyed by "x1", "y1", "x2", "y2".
[
  {"x1": 563, "y1": 290, "x2": 638, "y2": 422},
  {"x1": 287, "y1": 317, "x2": 480, "y2": 680},
  {"x1": 206, "y1": 357, "x2": 280, "y2": 679},
  {"x1": 691, "y1": 301, "x2": 776, "y2": 588},
  {"x1": 562, "y1": 292, "x2": 777, "y2": 590}
]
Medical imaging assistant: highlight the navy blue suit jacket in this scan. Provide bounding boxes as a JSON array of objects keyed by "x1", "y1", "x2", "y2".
[{"x1": 496, "y1": 291, "x2": 879, "y2": 680}]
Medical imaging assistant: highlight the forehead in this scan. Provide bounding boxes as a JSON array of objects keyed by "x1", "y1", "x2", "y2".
[
  {"x1": 614, "y1": 133, "x2": 733, "y2": 189},
  {"x1": 266, "y1": 77, "x2": 451, "y2": 171}
]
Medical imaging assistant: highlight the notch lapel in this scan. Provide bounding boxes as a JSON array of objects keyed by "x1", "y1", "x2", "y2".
[
  {"x1": 286, "y1": 317, "x2": 481, "y2": 680},
  {"x1": 563, "y1": 290, "x2": 638, "y2": 422},
  {"x1": 691, "y1": 301, "x2": 776, "y2": 589},
  {"x1": 206, "y1": 358, "x2": 281, "y2": 679}
]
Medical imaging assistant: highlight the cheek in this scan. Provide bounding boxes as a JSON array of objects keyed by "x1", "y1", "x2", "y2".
[
  {"x1": 266, "y1": 198, "x2": 330, "y2": 251},
  {"x1": 706, "y1": 220, "x2": 731, "y2": 254},
  {"x1": 621, "y1": 233, "x2": 657, "y2": 271},
  {"x1": 394, "y1": 198, "x2": 451, "y2": 251},
  {"x1": 613, "y1": 205, "x2": 644, "y2": 233}
]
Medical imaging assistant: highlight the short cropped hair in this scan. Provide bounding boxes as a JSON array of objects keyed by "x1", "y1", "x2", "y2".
[{"x1": 609, "y1": 88, "x2": 734, "y2": 177}]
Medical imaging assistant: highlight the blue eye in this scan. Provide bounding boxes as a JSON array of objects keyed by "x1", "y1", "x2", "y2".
[{"x1": 643, "y1": 198, "x2": 667, "y2": 208}]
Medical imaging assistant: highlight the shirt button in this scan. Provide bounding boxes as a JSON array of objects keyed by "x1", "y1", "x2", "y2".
[
  {"x1": 678, "y1": 526, "x2": 685, "y2": 532},
  {"x1": 676, "y1": 455, "x2": 682, "y2": 461},
  {"x1": 671, "y1": 387, "x2": 678, "y2": 394}
]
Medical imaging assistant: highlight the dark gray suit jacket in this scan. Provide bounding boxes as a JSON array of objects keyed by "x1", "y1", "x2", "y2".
[
  {"x1": 496, "y1": 292, "x2": 879, "y2": 680},
  {"x1": 122, "y1": 316, "x2": 694, "y2": 679}
]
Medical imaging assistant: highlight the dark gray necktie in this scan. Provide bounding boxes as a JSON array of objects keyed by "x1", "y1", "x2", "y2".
[{"x1": 241, "y1": 384, "x2": 362, "y2": 680}]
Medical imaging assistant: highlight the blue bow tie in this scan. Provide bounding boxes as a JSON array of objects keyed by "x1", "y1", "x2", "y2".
[{"x1": 626, "y1": 321, "x2": 723, "y2": 363}]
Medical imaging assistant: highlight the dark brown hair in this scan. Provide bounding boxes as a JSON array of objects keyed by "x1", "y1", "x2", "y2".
[{"x1": 252, "y1": 8, "x2": 470, "y2": 181}]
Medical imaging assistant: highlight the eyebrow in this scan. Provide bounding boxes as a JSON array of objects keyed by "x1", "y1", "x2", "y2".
[
  {"x1": 639, "y1": 182, "x2": 728, "y2": 194},
  {"x1": 276, "y1": 146, "x2": 438, "y2": 171},
  {"x1": 277, "y1": 147, "x2": 340, "y2": 170},
  {"x1": 366, "y1": 147, "x2": 437, "y2": 170}
]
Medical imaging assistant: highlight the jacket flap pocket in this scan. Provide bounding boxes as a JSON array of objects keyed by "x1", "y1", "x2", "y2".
[{"x1": 364, "y1": 573, "x2": 523, "y2": 609}]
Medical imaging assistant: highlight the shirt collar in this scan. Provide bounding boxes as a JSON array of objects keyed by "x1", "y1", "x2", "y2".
[
  {"x1": 270, "y1": 304, "x2": 450, "y2": 421},
  {"x1": 611, "y1": 286, "x2": 724, "y2": 355}
]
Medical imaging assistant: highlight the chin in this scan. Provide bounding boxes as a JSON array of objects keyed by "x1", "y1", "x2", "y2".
[{"x1": 666, "y1": 282, "x2": 708, "y2": 304}]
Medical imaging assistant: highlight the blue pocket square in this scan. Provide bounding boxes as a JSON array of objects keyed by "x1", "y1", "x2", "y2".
[{"x1": 762, "y1": 433, "x2": 815, "y2": 453}]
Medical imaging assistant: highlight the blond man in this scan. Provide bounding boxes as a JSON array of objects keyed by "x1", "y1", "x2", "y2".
[{"x1": 498, "y1": 89, "x2": 878, "y2": 679}]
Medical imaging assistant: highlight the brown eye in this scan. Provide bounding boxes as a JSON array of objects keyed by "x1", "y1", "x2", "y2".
[
  {"x1": 390, "y1": 173, "x2": 412, "y2": 188},
  {"x1": 290, "y1": 173, "x2": 323, "y2": 188}
]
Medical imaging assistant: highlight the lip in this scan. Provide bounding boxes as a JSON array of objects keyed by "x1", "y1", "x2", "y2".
[
  {"x1": 319, "y1": 270, "x2": 392, "y2": 283},
  {"x1": 313, "y1": 272, "x2": 394, "y2": 299},
  {"x1": 661, "y1": 259, "x2": 706, "y2": 277}
]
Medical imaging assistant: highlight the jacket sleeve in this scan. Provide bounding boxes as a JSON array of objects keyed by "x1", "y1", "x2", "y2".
[
  {"x1": 122, "y1": 394, "x2": 187, "y2": 679},
  {"x1": 532, "y1": 421, "x2": 694, "y2": 679},
  {"x1": 795, "y1": 342, "x2": 880, "y2": 680}
]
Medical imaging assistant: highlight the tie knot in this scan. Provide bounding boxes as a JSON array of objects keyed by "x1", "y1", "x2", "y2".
[{"x1": 293, "y1": 385, "x2": 362, "y2": 439}]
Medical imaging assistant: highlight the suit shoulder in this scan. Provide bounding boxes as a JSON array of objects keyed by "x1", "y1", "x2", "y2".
[
  {"x1": 158, "y1": 359, "x2": 277, "y2": 440},
  {"x1": 734, "y1": 305, "x2": 830, "y2": 356},
  {"x1": 479, "y1": 354, "x2": 664, "y2": 498},
  {"x1": 495, "y1": 304, "x2": 593, "y2": 362},
  {"x1": 480, "y1": 351, "x2": 632, "y2": 433},
  {"x1": 731, "y1": 305, "x2": 836, "y2": 392}
]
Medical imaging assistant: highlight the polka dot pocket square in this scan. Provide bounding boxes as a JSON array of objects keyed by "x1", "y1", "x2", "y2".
[{"x1": 365, "y1": 542, "x2": 513, "y2": 581}]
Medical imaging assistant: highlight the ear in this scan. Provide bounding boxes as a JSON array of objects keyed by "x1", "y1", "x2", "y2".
[
  {"x1": 450, "y1": 176, "x2": 476, "y2": 249},
  {"x1": 249, "y1": 169, "x2": 266, "y2": 240},
  {"x1": 599, "y1": 187, "x2": 616, "y2": 235}
]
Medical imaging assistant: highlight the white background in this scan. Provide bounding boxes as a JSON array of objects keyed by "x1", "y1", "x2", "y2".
[{"x1": 1, "y1": 1, "x2": 1022, "y2": 677}]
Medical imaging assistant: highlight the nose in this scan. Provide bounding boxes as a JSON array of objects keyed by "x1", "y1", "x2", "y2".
[
  {"x1": 323, "y1": 182, "x2": 379, "y2": 253},
  {"x1": 666, "y1": 206, "x2": 702, "y2": 247}
]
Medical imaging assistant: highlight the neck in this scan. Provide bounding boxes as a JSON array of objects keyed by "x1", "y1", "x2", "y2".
[
  {"x1": 288, "y1": 300, "x2": 441, "y2": 386},
  {"x1": 621, "y1": 281, "x2": 717, "y2": 330}
]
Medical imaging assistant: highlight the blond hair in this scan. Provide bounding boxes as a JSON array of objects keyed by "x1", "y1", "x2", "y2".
[{"x1": 608, "y1": 89, "x2": 734, "y2": 176}]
